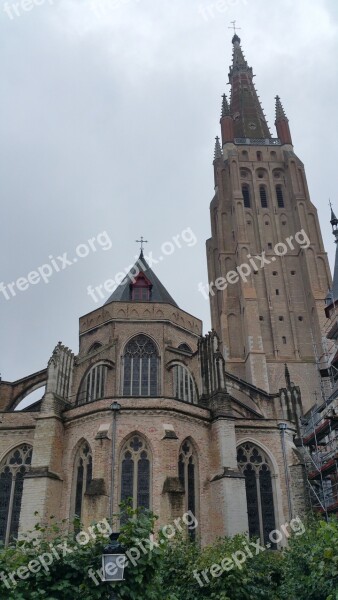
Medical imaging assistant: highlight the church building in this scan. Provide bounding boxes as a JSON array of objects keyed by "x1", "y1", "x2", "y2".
[{"x1": 0, "y1": 34, "x2": 332, "y2": 547}]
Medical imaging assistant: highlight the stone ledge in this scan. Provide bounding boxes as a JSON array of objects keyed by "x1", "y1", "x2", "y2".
[{"x1": 211, "y1": 468, "x2": 245, "y2": 482}]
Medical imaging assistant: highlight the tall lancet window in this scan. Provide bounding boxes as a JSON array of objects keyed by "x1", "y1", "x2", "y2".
[
  {"x1": 172, "y1": 364, "x2": 197, "y2": 404},
  {"x1": 72, "y1": 442, "x2": 92, "y2": 523},
  {"x1": 178, "y1": 439, "x2": 198, "y2": 538},
  {"x1": 123, "y1": 335, "x2": 158, "y2": 396},
  {"x1": 120, "y1": 435, "x2": 151, "y2": 512},
  {"x1": 78, "y1": 364, "x2": 107, "y2": 405},
  {"x1": 0, "y1": 444, "x2": 32, "y2": 545},
  {"x1": 237, "y1": 443, "x2": 276, "y2": 547}
]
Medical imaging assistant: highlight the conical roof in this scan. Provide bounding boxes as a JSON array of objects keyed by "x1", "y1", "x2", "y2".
[
  {"x1": 104, "y1": 252, "x2": 179, "y2": 307},
  {"x1": 228, "y1": 36, "x2": 271, "y2": 139}
]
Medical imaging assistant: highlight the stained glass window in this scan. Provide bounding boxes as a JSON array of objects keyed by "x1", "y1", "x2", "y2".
[
  {"x1": 0, "y1": 445, "x2": 32, "y2": 545},
  {"x1": 123, "y1": 335, "x2": 158, "y2": 396},
  {"x1": 72, "y1": 443, "x2": 92, "y2": 524},
  {"x1": 120, "y1": 436, "x2": 150, "y2": 512},
  {"x1": 237, "y1": 443, "x2": 276, "y2": 547},
  {"x1": 178, "y1": 440, "x2": 198, "y2": 538},
  {"x1": 172, "y1": 365, "x2": 197, "y2": 404}
]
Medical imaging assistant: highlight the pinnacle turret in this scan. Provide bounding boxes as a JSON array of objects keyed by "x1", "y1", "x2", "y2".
[
  {"x1": 214, "y1": 136, "x2": 222, "y2": 160},
  {"x1": 275, "y1": 95, "x2": 288, "y2": 120},
  {"x1": 221, "y1": 94, "x2": 230, "y2": 117}
]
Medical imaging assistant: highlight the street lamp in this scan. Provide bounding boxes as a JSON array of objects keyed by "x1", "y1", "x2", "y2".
[{"x1": 102, "y1": 532, "x2": 126, "y2": 599}]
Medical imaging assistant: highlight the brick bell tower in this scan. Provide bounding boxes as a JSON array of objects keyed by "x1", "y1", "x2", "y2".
[{"x1": 206, "y1": 34, "x2": 331, "y2": 410}]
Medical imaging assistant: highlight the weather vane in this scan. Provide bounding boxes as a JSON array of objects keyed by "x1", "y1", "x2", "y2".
[
  {"x1": 228, "y1": 20, "x2": 241, "y2": 35},
  {"x1": 136, "y1": 236, "x2": 148, "y2": 253}
]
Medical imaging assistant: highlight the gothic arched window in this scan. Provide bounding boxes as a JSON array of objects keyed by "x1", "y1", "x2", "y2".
[
  {"x1": 79, "y1": 364, "x2": 107, "y2": 405},
  {"x1": 172, "y1": 364, "x2": 197, "y2": 404},
  {"x1": 123, "y1": 335, "x2": 158, "y2": 396},
  {"x1": 237, "y1": 443, "x2": 276, "y2": 546},
  {"x1": 178, "y1": 439, "x2": 198, "y2": 537},
  {"x1": 0, "y1": 445, "x2": 32, "y2": 545},
  {"x1": 72, "y1": 442, "x2": 92, "y2": 522},
  {"x1": 120, "y1": 436, "x2": 151, "y2": 511}
]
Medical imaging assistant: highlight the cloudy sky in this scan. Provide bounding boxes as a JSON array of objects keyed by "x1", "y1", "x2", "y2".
[{"x1": 1, "y1": 0, "x2": 338, "y2": 388}]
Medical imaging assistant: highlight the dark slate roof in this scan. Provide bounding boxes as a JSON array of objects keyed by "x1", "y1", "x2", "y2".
[{"x1": 104, "y1": 252, "x2": 179, "y2": 307}]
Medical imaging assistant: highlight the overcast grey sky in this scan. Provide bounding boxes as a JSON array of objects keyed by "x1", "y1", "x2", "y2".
[{"x1": 1, "y1": 0, "x2": 338, "y2": 385}]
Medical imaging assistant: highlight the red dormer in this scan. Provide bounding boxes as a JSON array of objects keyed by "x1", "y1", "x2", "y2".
[{"x1": 130, "y1": 272, "x2": 152, "y2": 301}]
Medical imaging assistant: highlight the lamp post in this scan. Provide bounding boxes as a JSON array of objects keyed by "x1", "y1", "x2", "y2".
[
  {"x1": 110, "y1": 401, "x2": 121, "y2": 521},
  {"x1": 102, "y1": 532, "x2": 126, "y2": 600}
]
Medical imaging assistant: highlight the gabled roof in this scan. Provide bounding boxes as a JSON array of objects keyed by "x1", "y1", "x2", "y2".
[{"x1": 104, "y1": 252, "x2": 179, "y2": 308}]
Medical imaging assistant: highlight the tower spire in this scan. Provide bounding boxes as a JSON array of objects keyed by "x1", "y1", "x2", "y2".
[
  {"x1": 228, "y1": 35, "x2": 271, "y2": 140},
  {"x1": 275, "y1": 95, "x2": 293, "y2": 145}
]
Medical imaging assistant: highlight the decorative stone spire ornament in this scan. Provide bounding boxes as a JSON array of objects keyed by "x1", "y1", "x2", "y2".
[
  {"x1": 221, "y1": 94, "x2": 230, "y2": 118},
  {"x1": 214, "y1": 136, "x2": 222, "y2": 160},
  {"x1": 275, "y1": 95, "x2": 293, "y2": 145}
]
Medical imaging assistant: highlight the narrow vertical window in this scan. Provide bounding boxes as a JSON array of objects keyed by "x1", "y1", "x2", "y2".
[
  {"x1": 120, "y1": 436, "x2": 151, "y2": 512},
  {"x1": 123, "y1": 335, "x2": 158, "y2": 397},
  {"x1": 79, "y1": 364, "x2": 107, "y2": 404},
  {"x1": 178, "y1": 440, "x2": 198, "y2": 538},
  {"x1": 0, "y1": 445, "x2": 32, "y2": 545},
  {"x1": 242, "y1": 185, "x2": 251, "y2": 208},
  {"x1": 276, "y1": 185, "x2": 284, "y2": 208},
  {"x1": 237, "y1": 444, "x2": 276, "y2": 547},
  {"x1": 72, "y1": 442, "x2": 92, "y2": 523},
  {"x1": 172, "y1": 365, "x2": 197, "y2": 404},
  {"x1": 260, "y1": 185, "x2": 268, "y2": 208}
]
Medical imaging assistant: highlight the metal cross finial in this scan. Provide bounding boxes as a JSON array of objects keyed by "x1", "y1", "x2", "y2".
[
  {"x1": 329, "y1": 198, "x2": 332, "y2": 209},
  {"x1": 136, "y1": 236, "x2": 148, "y2": 252},
  {"x1": 228, "y1": 20, "x2": 241, "y2": 35}
]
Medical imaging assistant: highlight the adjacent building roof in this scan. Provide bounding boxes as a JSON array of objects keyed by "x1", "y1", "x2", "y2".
[{"x1": 104, "y1": 251, "x2": 179, "y2": 307}]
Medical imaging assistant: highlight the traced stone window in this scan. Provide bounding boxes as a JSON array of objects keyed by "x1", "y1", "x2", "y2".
[
  {"x1": 73, "y1": 442, "x2": 92, "y2": 524},
  {"x1": 242, "y1": 184, "x2": 251, "y2": 208},
  {"x1": 120, "y1": 436, "x2": 150, "y2": 512},
  {"x1": 276, "y1": 185, "x2": 285, "y2": 208},
  {"x1": 0, "y1": 445, "x2": 32, "y2": 545},
  {"x1": 123, "y1": 335, "x2": 158, "y2": 397},
  {"x1": 237, "y1": 443, "x2": 276, "y2": 547},
  {"x1": 79, "y1": 364, "x2": 107, "y2": 404},
  {"x1": 130, "y1": 272, "x2": 151, "y2": 301},
  {"x1": 260, "y1": 185, "x2": 268, "y2": 208},
  {"x1": 172, "y1": 364, "x2": 197, "y2": 404},
  {"x1": 178, "y1": 439, "x2": 198, "y2": 538}
]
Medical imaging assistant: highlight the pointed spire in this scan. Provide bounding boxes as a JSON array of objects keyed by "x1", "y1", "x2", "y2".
[
  {"x1": 228, "y1": 36, "x2": 271, "y2": 139},
  {"x1": 275, "y1": 95, "x2": 288, "y2": 120},
  {"x1": 221, "y1": 94, "x2": 230, "y2": 117},
  {"x1": 275, "y1": 95, "x2": 293, "y2": 145},
  {"x1": 329, "y1": 200, "x2": 338, "y2": 229},
  {"x1": 214, "y1": 136, "x2": 222, "y2": 160}
]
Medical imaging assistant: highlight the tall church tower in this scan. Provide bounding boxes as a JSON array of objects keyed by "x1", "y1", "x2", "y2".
[{"x1": 207, "y1": 34, "x2": 331, "y2": 411}]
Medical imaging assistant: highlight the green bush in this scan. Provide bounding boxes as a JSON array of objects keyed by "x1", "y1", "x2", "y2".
[{"x1": 1, "y1": 512, "x2": 337, "y2": 599}]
